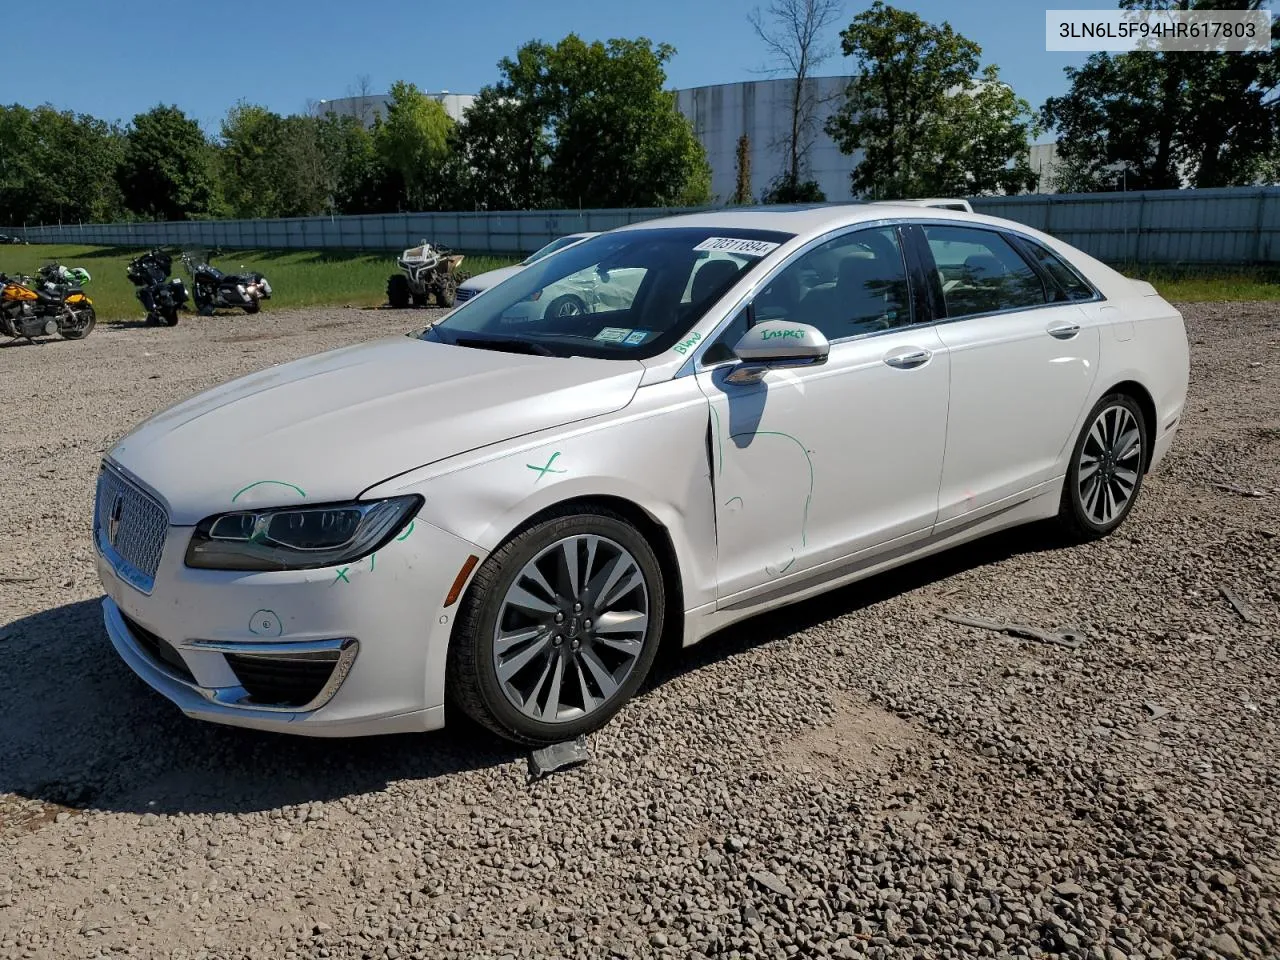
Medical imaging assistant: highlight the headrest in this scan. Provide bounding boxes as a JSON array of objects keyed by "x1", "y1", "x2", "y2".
[{"x1": 690, "y1": 258, "x2": 741, "y2": 305}]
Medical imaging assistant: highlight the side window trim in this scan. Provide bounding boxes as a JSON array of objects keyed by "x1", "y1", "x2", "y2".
[
  {"x1": 1006, "y1": 233, "x2": 1105, "y2": 304},
  {"x1": 906, "y1": 220, "x2": 1105, "y2": 325},
  {"x1": 694, "y1": 219, "x2": 923, "y2": 370},
  {"x1": 899, "y1": 223, "x2": 945, "y2": 325}
]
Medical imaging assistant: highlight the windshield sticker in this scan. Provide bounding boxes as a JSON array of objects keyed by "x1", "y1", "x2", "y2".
[
  {"x1": 594, "y1": 327, "x2": 632, "y2": 343},
  {"x1": 623, "y1": 330, "x2": 650, "y2": 345},
  {"x1": 692, "y1": 237, "x2": 781, "y2": 257}
]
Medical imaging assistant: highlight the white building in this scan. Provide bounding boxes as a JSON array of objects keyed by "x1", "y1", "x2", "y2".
[
  {"x1": 317, "y1": 92, "x2": 477, "y2": 127},
  {"x1": 674, "y1": 77, "x2": 861, "y2": 204}
]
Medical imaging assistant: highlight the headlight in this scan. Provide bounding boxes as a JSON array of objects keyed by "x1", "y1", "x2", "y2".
[{"x1": 185, "y1": 496, "x2": 421, "y2": 571}]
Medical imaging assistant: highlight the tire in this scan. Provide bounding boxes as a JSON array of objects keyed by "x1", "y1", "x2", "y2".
[
  {"x1": 447, "y1": 507, "x2": 666, "y2": 745},
  {"x1": 434, "y1": 275, "x2": 457, "y2": 308},
  {"x1": 242, "y1": 298, "x2": 261, "y2": 315},
  {"x1": 411, "y1": 292, "x2": 429, "y2": 308},
  {"x1": 144, "y1": 312, "x2": 160, "y2": 326},
  {"x1": 544, "y1": 294, "x2": 587, "y2": 319},
  {"x1": 1058, "y1": 392, "x2": 1148, "y2": 541},
  {"x1": 163, "y1": 307, "x2": 180, "y2": 327},
  {"x1": 387, "y1": 273, "x2": 411, "y2": 309},
  {"x1": 60, "y1": 306, "x2": 95, "y2": 340}
]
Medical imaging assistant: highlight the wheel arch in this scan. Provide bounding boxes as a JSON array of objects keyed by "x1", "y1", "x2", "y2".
[
  {"x1": 1101, "y1": 379, "x2": 1157, "y2": 472},
  {"x1": 482, "y1": 493, "x2": 687, "y2": 655}
]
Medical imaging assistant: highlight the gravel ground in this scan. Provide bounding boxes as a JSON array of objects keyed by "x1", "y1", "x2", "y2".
[{"x1": 0, "y1": 302, "x2": 1277, "y2": 960}]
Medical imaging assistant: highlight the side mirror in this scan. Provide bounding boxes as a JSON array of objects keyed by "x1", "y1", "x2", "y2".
[{"x1": 726, "y1": 321, "x2": 829, "y2": 384}]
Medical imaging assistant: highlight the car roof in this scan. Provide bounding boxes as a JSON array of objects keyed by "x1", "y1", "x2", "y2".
[{"x1": 615, "y1": 202, "x2": 1008, "y2": 241}]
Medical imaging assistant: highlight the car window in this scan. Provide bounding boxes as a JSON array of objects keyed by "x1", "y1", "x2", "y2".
[
  {"x1": 922, "y1": 225, "x2": 1047, "y2": 318},
  {"x1": 1019, "y1": 239, "x2": 1097, "y2": 302},
  {"x1": 700, "y1": 227, "x2": 911, "y2": 364},
  {"x1": 425, "y1": 227, "x2": 791, "y2": 360}
]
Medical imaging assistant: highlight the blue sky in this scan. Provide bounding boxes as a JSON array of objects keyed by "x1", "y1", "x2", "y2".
[{"x1": 7, "y1": 0, "x2": 1101, "y2": 136}]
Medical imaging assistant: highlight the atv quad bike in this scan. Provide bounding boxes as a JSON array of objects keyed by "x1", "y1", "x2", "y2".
[{"x1": 387, "y1": 241, "x2": 467, "y2": 309}]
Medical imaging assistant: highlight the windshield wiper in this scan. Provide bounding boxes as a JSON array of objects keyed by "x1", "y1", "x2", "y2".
[{"x1": 452, "y1": 336, "x2": 557, "y2": 357}]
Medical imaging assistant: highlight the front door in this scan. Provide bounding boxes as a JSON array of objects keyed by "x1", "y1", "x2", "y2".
[{"x1": 694, "y1": 225, "x2": 951, "y2": 603}]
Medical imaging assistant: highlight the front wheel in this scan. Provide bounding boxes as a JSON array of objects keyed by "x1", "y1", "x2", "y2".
[
  {"x1": 387, "y1": 273, "x2": 411, "y2": 309},
  {"x1": 447, "y1": 508, "x2": 666, "y2": 745},
  {"x1": 1058, "y1": 393, "x2": 1147, "y2": 540},
  {"x1": 60, "y1": 306, "x2": 95, "y2": 340},
  {"x1": 163, "y1": 306, "x2": 180, "y2": 326},
  {"x1": 544, "y1": 294, "x2": 587, "y2": 319}
]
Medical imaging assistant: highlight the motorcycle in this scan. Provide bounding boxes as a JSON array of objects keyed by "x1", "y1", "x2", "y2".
[
  {"x1": 127, "y1": 249, "x2": 189, "y2": 326},
  {"x1": 0, "y1": 263, "x2": 96, "y2": 342},
  {"x1": 181, "y1": 249, "x2": 272, "y2": 315}
]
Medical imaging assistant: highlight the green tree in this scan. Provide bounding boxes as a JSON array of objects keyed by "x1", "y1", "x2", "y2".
[
  {"x1": 463, "y1": 35, "x2": 711, "y2": 209},
  {"x1": 375, "y1": 81, "x2": 453, "y2": 211},
  {"x1": 118, "y1": 105, "x2": 218, "y2": 220},
  {"x1": 1042, "y1": 0, "x2": 1278, "y2": 191},
  {"x1": 825, "y1": 2, "x2": 1038, "y2": 198},
  {"x1": 219, "y1": 101, "x2": 286, "y2": 218},
  {"x1": 331, "y1": 115, "x2": 398, "y2": 214},
  {"x1": 733, "y1": 133, "x2": 753, "y2": 205},
  {"x1": 0, "y1": 104, "x2": 126, "y2": 224},
  {"x1": 448, "y1": 85, "x2": 553, "y2": 210}
]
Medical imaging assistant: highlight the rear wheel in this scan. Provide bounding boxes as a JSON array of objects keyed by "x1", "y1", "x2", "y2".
[
  {"x1": 60, "y1": 306, "x2": 95, "y2": 340},
  {"x1": 1058, "y1": 393, "x2": 1147, "y2": 540},
  {"x1": 447, "y1": 508, "x2": 666, "y2": 745},
  {"x1": 163, "y1": 306, "x2": 180, "y2": 326},
  {"x1": 242, "y1": 298, "x2": 260, "y2": 315},
  {"x1": 387, "y1": 273, "x2": 411, "y2": 309}
]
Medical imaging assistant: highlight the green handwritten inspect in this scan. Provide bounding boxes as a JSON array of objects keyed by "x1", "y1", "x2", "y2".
[{"x1": 761, "y1": 329, "x2": 806, "y2": 341}]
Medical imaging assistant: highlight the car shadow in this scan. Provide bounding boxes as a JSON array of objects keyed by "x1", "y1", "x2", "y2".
[
  {"x1": 649, "y1": 521, "x2": 1068, "y2": 685},
  {"x1": 0, "y1": 523, "x2": 1065, "y2": 818},
  {"x1": 0, "y1": 598, "x2": 520, "y2": 818}
]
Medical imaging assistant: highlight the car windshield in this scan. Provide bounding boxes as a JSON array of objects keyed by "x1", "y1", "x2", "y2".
[
  {"x1": 422, "y1": 227, "x2": 793, "y2": 360},
  {"x1": 520, "y1": 235, "x2": 588, "y2": 266}
]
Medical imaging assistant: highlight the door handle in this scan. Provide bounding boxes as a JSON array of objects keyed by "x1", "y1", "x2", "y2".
[
  {"x1": 883, "y1": 347, "x2": 932, "y2": 370},
  {"x1": 1047, "y1": 321, "x2": 1081, "y2": 340}
]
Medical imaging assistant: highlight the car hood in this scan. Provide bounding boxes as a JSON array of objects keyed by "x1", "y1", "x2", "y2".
[
  {"x1": 109, "y1": 336, "x2": 643, "y2": 524},
  {"x1": 459, "y1": 264, "x2": 526, "y2": 293}
]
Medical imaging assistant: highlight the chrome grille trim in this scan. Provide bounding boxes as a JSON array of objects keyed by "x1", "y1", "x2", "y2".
[{"x1": 95, "y1": 463, "x2": 169, "y2": 594}]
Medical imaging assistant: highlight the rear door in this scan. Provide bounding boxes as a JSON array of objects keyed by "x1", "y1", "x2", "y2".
[{"x1": 913, "y1": 223, "x2": 1101, "y2": 528}]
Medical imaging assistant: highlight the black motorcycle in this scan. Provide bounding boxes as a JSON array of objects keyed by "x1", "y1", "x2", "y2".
[
  {"x1": 126, "y1": 250, "x2": 189, "y2": 326},
  {"x1": 181, "y1": 249, "x2": 272, "y2": 315}
]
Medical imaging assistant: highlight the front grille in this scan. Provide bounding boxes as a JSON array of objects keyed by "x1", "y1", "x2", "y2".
[
  {"x1": 454, "y1": 287, "x2": 476, "y2": 303},
  {"x1": 121, "y1": 613, "x2": 195, "y2": 684},
  {"x1": 225, "y1": 652, "x2": 341, "y2": 708},
  {"x1": 95, "y1": 465, "x2": 169, "y2": 592}
]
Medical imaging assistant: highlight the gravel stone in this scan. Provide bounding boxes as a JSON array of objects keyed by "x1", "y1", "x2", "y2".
[{"x1": 1, "y1": 302, "x2": 1278, "y2": 958}]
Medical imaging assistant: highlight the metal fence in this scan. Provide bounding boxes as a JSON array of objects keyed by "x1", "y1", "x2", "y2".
[{"x1": 6, "y1": 186, "x2": 1279, "y2": 264}]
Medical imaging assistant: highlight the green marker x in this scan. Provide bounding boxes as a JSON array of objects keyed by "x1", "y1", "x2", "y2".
[{"x1": 527, "y1": 451, "x2": 567, "y2": 483}]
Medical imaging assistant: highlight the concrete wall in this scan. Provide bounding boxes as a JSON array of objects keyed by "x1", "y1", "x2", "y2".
[
  {"x1": 675, "y1": 78, "x2": 859, "y2": 204},
  {"x1": 8, "y1": 187, "x2": 1280, "y2": 264},
  {"x1": 317, "y1": 93, "x2": 477, "y2": 127}
]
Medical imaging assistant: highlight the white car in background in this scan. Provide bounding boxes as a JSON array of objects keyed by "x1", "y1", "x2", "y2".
[
  {"x1": 94, "y1": 204, "x2": 1188, "y2": 745},
  {"x1": 454, "y1": 232, "x2": 598, "y2": 307}
]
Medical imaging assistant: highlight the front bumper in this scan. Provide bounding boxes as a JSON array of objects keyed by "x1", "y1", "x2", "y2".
[{"x1": 96, "y1": 513, "x2": 484, "y2": 737}]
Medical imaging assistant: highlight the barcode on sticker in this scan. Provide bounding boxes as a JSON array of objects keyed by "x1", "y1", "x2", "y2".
[{"x1": 692, "y1": 237, "x2": 781, "y2": 257}]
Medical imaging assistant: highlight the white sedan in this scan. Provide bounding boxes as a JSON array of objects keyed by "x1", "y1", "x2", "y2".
[
  {"x1": 94, "y1": 205, "x2": 1189, "y2": 744},
  {"x1": 454, "y1": 232, "x2": 598, "y2": 307}
]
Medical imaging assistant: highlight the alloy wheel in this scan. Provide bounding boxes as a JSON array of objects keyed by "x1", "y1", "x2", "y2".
[
  {"x1": 1078, "y1": 403, "x2": 1142, "y2": 525},
  {"x1": 492, "y1": 534, "x2": 649, "y2": 724}
]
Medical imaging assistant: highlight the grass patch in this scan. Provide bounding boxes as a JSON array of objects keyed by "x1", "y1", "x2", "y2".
[
  {"x1": 1119, "y1": 263, "x2": 1280, "y2": 303},
  {"x1": 0, "y1": 245, "x2": 518, "y2": 321}
]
